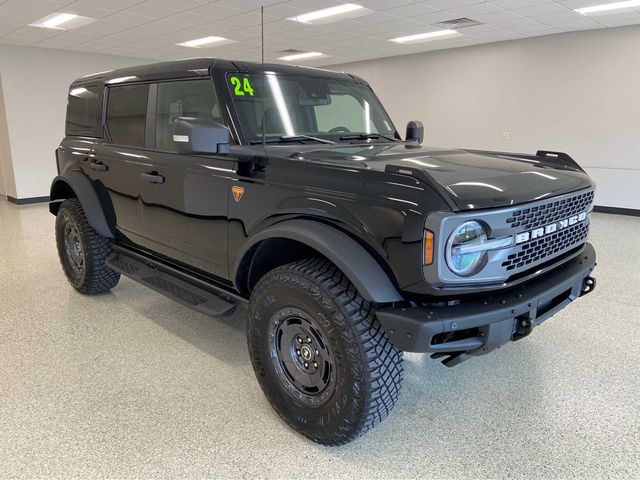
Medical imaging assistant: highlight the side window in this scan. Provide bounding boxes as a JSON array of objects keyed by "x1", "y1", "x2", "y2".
[
  {"x1": 106, "y1": 84, "x2": 149, "y2": 147},
  {"x1": 66, "y1": 84, "x2": 101, "y2": 136},
  {"x1": 155, "y1": 79, "x2": 223, "y2": 152}
]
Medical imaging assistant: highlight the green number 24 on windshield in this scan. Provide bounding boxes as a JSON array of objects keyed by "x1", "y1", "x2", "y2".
[{"x1": 230, "y1": 76, "x2": 254, "y2": 96}]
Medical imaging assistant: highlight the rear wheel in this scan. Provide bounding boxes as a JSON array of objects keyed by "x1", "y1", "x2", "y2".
[
  {"x1": 55, "y1": 198, "x2": 120, "y2": 295},
  {"x1": 247, "y1": 258, "x2": 404, "y2": 446}
]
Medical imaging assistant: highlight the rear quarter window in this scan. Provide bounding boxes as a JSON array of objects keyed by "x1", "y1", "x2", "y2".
[{"x1": 66, "y1": 85, "x2": 101, "y2": 136}]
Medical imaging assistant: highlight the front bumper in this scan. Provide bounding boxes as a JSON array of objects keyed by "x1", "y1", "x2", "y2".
[{"x1": 377, "y1": 242, "x2": 596, "y2": 366}]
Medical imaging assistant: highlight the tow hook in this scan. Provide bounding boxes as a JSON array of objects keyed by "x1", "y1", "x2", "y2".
[
  {"x1": 580, "y1": 276, "x2": 596, "y2": 297},
  {"x1": 512, "y1": 315, "x2": 534, "y2": 341}
]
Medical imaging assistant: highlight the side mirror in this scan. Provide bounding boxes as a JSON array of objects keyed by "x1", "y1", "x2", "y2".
[
  {"x1": 172, "y1": 117, "x2": 230, "y2": 155},
  {"x1": 405, "y1": 120, "x2": 424, "y2": 144}
]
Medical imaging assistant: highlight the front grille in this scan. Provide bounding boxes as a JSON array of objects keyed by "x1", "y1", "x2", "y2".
[
  {"x1": 502, "y1": 221, "x2": 589, "y2": 271},
  {"x1": 426, "y1": 186, "x2": 594, "y2": 286},
  {"x1": 506, "y1": 190, "x2": 594, "y2": 230}
]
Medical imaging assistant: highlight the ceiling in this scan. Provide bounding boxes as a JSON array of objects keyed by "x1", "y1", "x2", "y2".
[{"x1": 0, "y1": 0, "x2": 639, "y2": 67}]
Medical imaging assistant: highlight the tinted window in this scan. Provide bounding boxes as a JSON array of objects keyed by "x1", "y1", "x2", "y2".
[
  {"x1": 155, "y1": 79, "x2": 222, "y2": 151},
  {"x1": 66, "y1": 85, "x2": 100, "y2": 136},
  {"x1": 315, "y1": 93, "x2": 379, "y2": 134},
  {"x1": 229, "y1": 74, "x2": 395, "y2": 142},
  {"x1": 106, "y1": 84, "x2": 149, "y2": 147}
]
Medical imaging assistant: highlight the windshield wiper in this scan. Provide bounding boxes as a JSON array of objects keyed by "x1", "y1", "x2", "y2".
[
  {"x1": 339, "y1": 133, "x2": 399, "y2": 142},
  {"x1": 250, "y1": 135, "x2": 335, "y2": 145}
]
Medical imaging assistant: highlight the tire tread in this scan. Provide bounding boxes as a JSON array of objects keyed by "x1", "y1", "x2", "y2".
[
  {"x1": 249, "y1": 257, "x2": 404, "y2": 445},
  {"x1": 56, "y1": 198, "x2": 120, "y2": 295}
]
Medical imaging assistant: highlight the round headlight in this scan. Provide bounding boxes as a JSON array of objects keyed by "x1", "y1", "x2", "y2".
[{"x1": 446, "y1": 221, "x2": 488, "y2": 276}]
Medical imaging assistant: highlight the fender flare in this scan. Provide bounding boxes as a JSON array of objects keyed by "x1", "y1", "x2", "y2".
[
  {"x1": 49, "y1": 171, "x2": 114, "y2": 238},
  {"x1": 234, "y1": 219, "x2": 403, "y2": 303}
]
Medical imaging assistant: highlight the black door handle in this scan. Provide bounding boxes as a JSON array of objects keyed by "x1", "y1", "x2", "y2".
[
  {"x1": 89, "y1": 161, "x2": 108, "y2": 172},
  {"x1": 141, "y1": 172, "x2": 165, "y2": 184}
]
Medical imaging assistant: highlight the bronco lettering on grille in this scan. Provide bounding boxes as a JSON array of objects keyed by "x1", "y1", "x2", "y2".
[{"x1": 515, "y1": 212, "x2": 588, "y2": 244}]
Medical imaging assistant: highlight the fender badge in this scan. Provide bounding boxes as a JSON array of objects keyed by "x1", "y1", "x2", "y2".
[{"x1": 232, "y1": 186, "x2": 245, "y2": 203}]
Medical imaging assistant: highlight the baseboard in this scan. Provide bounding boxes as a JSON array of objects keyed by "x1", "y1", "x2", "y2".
[
  {"x1": 593, "y1": 205, "x2": 640, "y2": 217},
  {"x1": 7, "y1": 195, "x2": 50, "y2": 205}
]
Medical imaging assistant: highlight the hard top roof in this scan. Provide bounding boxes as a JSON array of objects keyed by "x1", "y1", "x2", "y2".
[{"x1": 71, "y1": 57, "x2": 361, "y2": 86}]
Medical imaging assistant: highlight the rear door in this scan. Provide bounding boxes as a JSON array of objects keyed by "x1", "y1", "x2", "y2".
[
  {"x1": 136, "y1": 78, "x2": 234, "y2": 279},
  {"x1": 89, "y1": 83, "x2": 150, "y2": 241}
]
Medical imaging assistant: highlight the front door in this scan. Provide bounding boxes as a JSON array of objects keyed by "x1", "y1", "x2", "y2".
[{"x1": 136, "y1": 78, "x2": 233, "y2": 279}]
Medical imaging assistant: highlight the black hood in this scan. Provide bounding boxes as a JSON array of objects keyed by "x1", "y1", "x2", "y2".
[{"x1": 271, "y1": 143, "x2": 593, "y2": 211}]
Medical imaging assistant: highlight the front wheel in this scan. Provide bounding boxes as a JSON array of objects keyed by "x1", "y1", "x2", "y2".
[
  {"x1": 55, "y1": 198, "x2": 120, "y2": 295},
  {"x1": 247, "y1": 258, "x2": 404, "y2": 446}
]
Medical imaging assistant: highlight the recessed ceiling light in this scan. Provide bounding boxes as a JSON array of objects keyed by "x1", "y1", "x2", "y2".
[
  {"x1": 176, "y1": 36, "x2": 229, "y2": 48},
  {"x1": 288, "y1": 3, "x2": 370, "y2": 24},
  {"x1": 278, "y1": 51, "x2": 326, "y2": 61},
  {"x1": 29, "y1": 12, "x2": 95, "y2": 30},
  {"x1": 390, "y1": 29, "x2": 460, "y2": 44},
  {"x1": 575, "y1": 0, "x2": 640, "y2": 15}
]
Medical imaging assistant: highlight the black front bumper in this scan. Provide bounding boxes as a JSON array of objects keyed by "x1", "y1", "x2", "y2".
[{"x1": 377, "y1": 243, "x2": 597, "y2": 366}]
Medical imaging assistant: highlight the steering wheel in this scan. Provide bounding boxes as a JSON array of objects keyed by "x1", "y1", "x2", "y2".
[{"x1": 328, "y1": 126, "x2": 351, "y2": 134}]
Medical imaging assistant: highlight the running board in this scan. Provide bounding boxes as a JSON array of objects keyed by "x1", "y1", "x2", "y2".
[{"x1": 106, "y1": 249, "x2": 240, "y2": 317}]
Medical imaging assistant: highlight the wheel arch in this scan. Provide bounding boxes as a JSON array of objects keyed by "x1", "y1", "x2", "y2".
[
  {"x1": 233, "y1": 219, "x2": 403, "y2": 303},
  {"x1": 49, "y1": 171, "x2": 114, "y2": 239}
]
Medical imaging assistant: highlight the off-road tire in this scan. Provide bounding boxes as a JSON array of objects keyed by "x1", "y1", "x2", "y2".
[
  {"x1": 55, "y1": 198, "x2": 120, "y2": 295},
  {"x1": 247, "y1": 258, "x2": 404, "y2": 446}
]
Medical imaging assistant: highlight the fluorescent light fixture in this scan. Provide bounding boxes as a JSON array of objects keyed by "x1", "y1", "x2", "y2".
[
  {"x1": 575, "y1": 0, "x2": 640, "y2": 14},
  {"x1": 29, "y1": 12, "x2": 95, "y2": 30},
  {"x1": 390, "y1": 29, "x2": 459, "y2": 44},
  {"x1": 43, "y1": 13, "x2": 77, "y2": 28},
  {"x1": 176, "y1": 36, "x2": 228, "y2": 48},
  {"x1": 278, "y1": 51, "x2": 325, "y2": 61},
  {"x1": 289, "y1": 3, "x2": 370, "y2": 24}
]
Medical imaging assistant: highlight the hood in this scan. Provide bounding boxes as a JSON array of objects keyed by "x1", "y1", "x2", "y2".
[{"x1": 278, "y1": 143, "x2": 593, "y2": 211}]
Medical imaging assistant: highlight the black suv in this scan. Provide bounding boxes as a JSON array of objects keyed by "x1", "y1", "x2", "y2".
[{"x1": 51, "y1": 58, "x2": 597, "y2": 446}]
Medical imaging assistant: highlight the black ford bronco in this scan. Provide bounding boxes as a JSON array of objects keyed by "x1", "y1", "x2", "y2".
[{"x1": 51, "y1": 58, "x2": 597, "y2": 446}]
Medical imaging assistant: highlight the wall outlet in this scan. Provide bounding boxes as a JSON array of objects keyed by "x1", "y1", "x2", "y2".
[{"x1": 500, "y1": 131, "x2": 509, "y2": 140}]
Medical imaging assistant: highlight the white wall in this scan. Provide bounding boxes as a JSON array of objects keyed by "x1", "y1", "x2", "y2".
[
  {"x1": 331, "y1": 25, "x2": 640, "y2": 210},
  {"x1": 0, "y1": 45, "x2": 145, "y2": 200}
]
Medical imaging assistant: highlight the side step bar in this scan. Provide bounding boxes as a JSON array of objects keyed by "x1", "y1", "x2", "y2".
[{"x1": 106, "y1": 247, "x2": 246, "y2": 318}]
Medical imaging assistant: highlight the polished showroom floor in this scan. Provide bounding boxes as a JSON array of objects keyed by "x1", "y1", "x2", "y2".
[{"x1": 0, "y1": 200, "x2": 638, "y2": 479}]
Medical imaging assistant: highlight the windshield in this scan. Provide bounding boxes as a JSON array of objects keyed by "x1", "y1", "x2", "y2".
[{"x1": 227, "y1": 73, "x2": 397, "y2": 143}]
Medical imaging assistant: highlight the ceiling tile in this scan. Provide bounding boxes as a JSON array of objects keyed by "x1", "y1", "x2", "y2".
[
  {"x1": 350, "y1": 12, "x2": 398, "y2": 25},
  {"x1": 410, "y1": 10, "x2": 469, "y2": 25},
  {"x1": 383, "y1": 3, "x2": 436, "y2": 18},
  {"x1": 68, "y1": 0, "x2": 147, "y2": 11},
  {"x1": 62, "y1": 1, "x2": 123, "y2": 18},
  {"x1": 473, "y1": 10, "x2": 525, "y2": 23},
  {"x1": 512, "y1": 3, "x2": 569, "y2": 16},
  {"x1": 359, "y1": 0, "x2": 413, "y2": 10},
  {"x1": 0, "y1": 0, "x2": 59, "y2": 18},
  {"x1": 0, "y1": 0, "x2": 634, "y2": 69},
  {"x1": 419, "y1": 0, "x2": 485, "y2": 9},
  {"x1": 490, "y1": 0, "x2": 555, "y2": 8},
  {"x1": 176, "y1": 3, "x2": 244, "y2": 20},
  {"x1": 443, "y1": 3, "x2": 505, "y2": 17}
]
